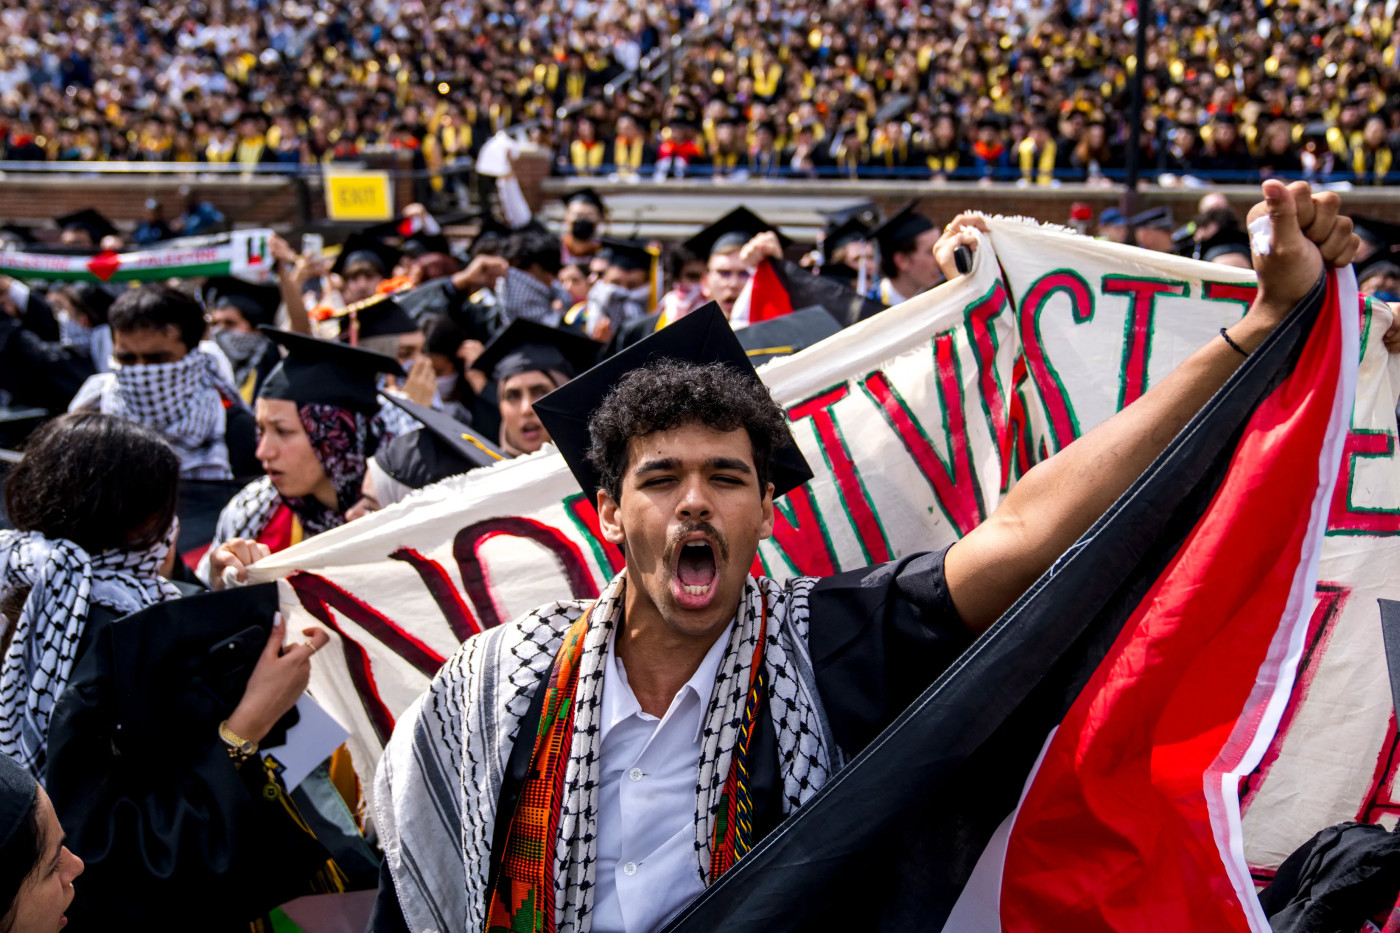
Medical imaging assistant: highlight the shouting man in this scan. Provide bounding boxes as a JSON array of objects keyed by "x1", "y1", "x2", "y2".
[{"x1": 370, "y1": 181, "x2": 1361, "y2": 933}]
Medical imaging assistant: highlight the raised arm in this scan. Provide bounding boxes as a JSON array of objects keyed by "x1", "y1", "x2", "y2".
[{"x1": 945, "y1": 180, "x2": 1360, "y2": 633}]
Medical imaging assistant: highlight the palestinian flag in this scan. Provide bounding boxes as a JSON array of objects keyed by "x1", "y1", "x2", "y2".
[
  {"x1": 729, "y1": 259, "x2": 884, "y2": 329},
  {"x1": 664, "y1": 268, "x2": 1358, "y2": 932}
]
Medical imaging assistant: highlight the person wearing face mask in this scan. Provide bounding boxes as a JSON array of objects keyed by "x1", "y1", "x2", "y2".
[
  {"x1": 560, "y1": 188, "x2": 607, "y2": 264},
  {"x1": 469, "y1": 319, "x2": 602, "y2": 457},
  {"x1": 0, "y1": 276, "x2": 100, "y2": 416},
  {"x1": 67, "y1": 284, "x2": 249, "y2": 480},
  {"x1": 419, "y1": 314, "x2": 483, "y2": 427},
  {"x1": 495, "y1": 229, "x2": 573, "y2": 327},
  {"x1": 201, "y1": 276, "x2": 282, "y2": 404},
  {"x1": 200, "y1": 330, "x2": 404, "y2": 586},
  {"x1": 329, "y1": 233, "x2": 405, "y2": 306},
  {"x1": 581, "y1": 238, "x2": 657, "y2": 340},
  {"x1": 47, "y1": 282, "x2": 117, "y2": 372}
]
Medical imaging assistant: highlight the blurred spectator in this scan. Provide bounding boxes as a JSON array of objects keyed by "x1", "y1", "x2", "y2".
[
  {"x1": 0, "y1": 0, "x2": 1393, "y2": 188},
  {"x1": 132, "y1": 199, "x2": 172, "y2": 246},
  {"x1": 175, "y1": 188, "x2": 226, "y2": 237}
]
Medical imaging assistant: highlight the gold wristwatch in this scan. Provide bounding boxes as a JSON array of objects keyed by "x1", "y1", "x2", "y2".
[{"x1": 218, "y1": 720, "x2": 259, "y2": 765}]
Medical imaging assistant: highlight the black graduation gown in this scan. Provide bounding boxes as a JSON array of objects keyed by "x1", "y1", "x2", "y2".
[
  {"x1": 0, "y1": 311, "x2": 96, "y2": 415},
  {"x1": 368, "y1": 548, "x2": 970, "y2": 931},
  {"x1": 604, "y1": 309, "x2": 664, "y2": 358},
  {"x1": 46, "y1": 584, "x2": 349, "y2": 931}
]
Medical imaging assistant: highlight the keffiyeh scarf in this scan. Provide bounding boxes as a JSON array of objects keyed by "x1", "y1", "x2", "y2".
[
  {"x1": 203, "y1": 403, "x2": 390, "y2": 570},
  {"x1": 375, "y1": 571, "x2": 840, "y2": 933},
  {"x1": 0, "y1": 523, "x2": 182, "y2": 779},
  {"x1": 101, "y1": 351, "x2": 241, "y2": 480},
  {"x1": 496, "y1": 267, "x2": 568, "y2": 326}
]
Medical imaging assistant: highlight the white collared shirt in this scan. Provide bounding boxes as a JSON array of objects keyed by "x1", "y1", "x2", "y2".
[{"x1": 590, "y1": 620, "x2": 734, "y2": 933}]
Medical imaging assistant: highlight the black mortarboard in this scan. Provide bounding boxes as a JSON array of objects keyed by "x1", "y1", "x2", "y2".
[
  {"x1": 1199, "y1": 228, "x2": 1252, "y2": 263},
  {"x1": 1352, "y1": 216, "x2": 1400, "y2": 250},
  {"x1": 0, "y1": 750, "x2": 36, "y2": 859},
  {"x1": 0, "y1": 222, "x2": 38, "y2": 245},
  {"x1": 377, "y1": 395, "x2": 505, "y2": 488},
  {"x1": 533, "y1": 302, "x2": 813, "y2": 504},
  {"x1": 55, "y1": 208, "x2": 119, "y2": 244},
  {"x1": 363, "y1": 218, "x2": 452, "y2": 258},
  {"x1": 257, "y1": 327, "x2": 404, "y2": 414},
  {"x1": 822, "y1": 201, "x2": 881, "y2": 229},
  {"x1": 338, "y1": 293, "x2": 418, "y2": 339},
  {"x1": 600, "y1": 238, "x2": 654, "y2": 273},
  {"x1": 201, "y1": 276, "x2": 281, "y2": 328},
  {"x1": 871, "y1": 201, "x2": 936, "y2": 253},
  {"x1": 470, "y1": 319, "x2": 604, "y2": 383},
  {"x1": 736, "y1": 306, "x2": 843, "y2": 367},
  {"x1": 681, "y1": 207, "x2": 792, "y2": 260},
  {"x1": 330, "y1": 232, "x2": 404, "y2": 278},
  {"x1": 563, "y1": 188, "x2": 606, "y2": 214},
  {"x1": 822, "y1": 217, "x2": 872, "y2": 264},
  {"x1": 1129, "y1": 205, "x2": 1175, "y2": 230}
]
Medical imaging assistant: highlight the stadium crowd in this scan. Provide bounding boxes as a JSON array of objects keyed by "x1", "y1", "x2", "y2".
[{"x1": 0, "y1": 0, "x2": 1396, "y2": 184}]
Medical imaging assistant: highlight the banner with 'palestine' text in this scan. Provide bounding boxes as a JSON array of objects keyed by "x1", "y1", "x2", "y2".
[{"x1": 0, "y1": 229, "x2": 274, "y2": 283}]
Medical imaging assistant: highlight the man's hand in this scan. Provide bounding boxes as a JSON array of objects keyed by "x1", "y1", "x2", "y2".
[
  {"x1": 452, "y1": 255, "x2": 510, "y2": 293},
  {"x1": 740, "y1": 231, "x2": 784, "y2": 268},
  {"x1": 1239, "y1": 181, "x2": 1359, "y2": 344},
  {"x1": 932, "y1": 214, "x2": 990, "y2": 281}
]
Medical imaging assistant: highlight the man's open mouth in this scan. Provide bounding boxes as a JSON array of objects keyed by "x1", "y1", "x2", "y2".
[{"x1": 675, "y1": 538, "x2": 719, "y2": 601}]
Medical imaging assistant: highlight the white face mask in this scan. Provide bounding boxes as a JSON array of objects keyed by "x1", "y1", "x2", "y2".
[{"x1": 436, "y1": 373, "x2": 458, "y2": 400}]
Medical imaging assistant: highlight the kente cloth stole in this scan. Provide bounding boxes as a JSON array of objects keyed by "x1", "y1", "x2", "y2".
[{"x1": 484, "y1": 595, "x2": 770, "y2": 932}]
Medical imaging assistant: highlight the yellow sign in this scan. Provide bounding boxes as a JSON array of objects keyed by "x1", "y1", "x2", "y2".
[{"x1": 324, "y1": 171, "x2": 393, "y2": 221}]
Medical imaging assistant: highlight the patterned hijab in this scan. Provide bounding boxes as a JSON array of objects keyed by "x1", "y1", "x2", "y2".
[
  {"x1": 281, "y1": 403, "x2": 390, "y2": 536},
  {"x1": 0, "y1": 521, "x2": 182, "y2": 779}
]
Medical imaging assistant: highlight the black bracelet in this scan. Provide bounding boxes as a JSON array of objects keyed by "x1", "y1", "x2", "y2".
[{"x1": 1220, "y1": 327, "x2": 1248, "y2": 357}]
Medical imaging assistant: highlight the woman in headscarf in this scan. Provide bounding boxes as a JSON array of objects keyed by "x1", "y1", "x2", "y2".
[{"x1": 200, "y1": 330, "x2": 403, "y2": 584}]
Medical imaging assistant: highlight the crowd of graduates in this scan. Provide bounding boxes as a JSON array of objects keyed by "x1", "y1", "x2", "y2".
[
  {"x1": 1, "y1": 0, "x2": 1398, "y2": 186},
  {"x1": 0, "y1": 158, "x2": 1398, "y2": 929}
]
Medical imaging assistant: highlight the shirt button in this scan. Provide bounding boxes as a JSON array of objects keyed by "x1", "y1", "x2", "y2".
[
  {"x1": 628, "y1": 767, "x2": 643, "y2": 782},
  {"x1": 623, "y1": 861, "x2": 638, "y2": 876}
]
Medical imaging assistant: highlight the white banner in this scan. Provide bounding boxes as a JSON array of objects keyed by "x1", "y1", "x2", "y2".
[{"x1": 249, "y1": 220, "x2": 1400, "y2": 875}]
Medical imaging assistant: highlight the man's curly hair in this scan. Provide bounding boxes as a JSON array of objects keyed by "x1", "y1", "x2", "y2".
[{"x1": 587, "y1": 360, "x2": 790, "y2": 501}]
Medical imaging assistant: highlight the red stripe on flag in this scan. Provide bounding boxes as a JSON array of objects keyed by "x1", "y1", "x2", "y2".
[
  {"x1": 746, "y1": 259, "x2": 794, "y2": 324},
  {"x1": 999, "y1": 278, "x2": 1346, "y2": 932}
]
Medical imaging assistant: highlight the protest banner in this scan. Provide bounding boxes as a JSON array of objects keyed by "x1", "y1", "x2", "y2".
[
  {"x1": 248, "y1": 219, "x2": 1400, "y2": 875},
  {"x1": 0, "y1": 229, "x2": 274, "y2": 282}
]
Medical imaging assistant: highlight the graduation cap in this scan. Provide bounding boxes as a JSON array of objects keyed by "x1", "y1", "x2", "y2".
[
  {"x1": 363, "y1": 217, "x2": 452, "y2": 258},
  {"x1": 0, "y1": 222, "x2": 38, "y2": 246},
  {"x1": 871, "y1": 201, "x2": 936, "y2": 254},
  {"x1": 735, "y1": 306, "x2": 842, "y2": 367},
  {"x1": 377, "y1": 395, "x2": 505, "y2": 489},
  {"x1": 55, "y1": 208, "x2": 119, "y2": 244},
  {"x1": 563, "y1": 188, "x2": 606, "y2": 214},
  {"x1": 257, "y1": 327, "x2": 404, "y2": 415},
  {"x1": 822, "y1": 216, "x2": 873, "y2": 264},
  {"x1": 201, "y1": 276, "x2": 281, "y2": 329},
  {"x1": 1129, "y1": 206, "x2": 1174, "y2": 230},
  {"x1": 1199, "y1": 228, "x2": 1252, "y2": 263},
  {"x1": 681, "y1": 207, "x2": 792, "y2": 261},
  {"x1": 533, "y1": 302, "x2": 813, "y2": 505},
  {"x1": 1098, "y1": 207, "x2": 1127, "y2": 227},
  {"x1": 338, "y1": 293, "x2": 418, "y2": 339},
  {"x1": 822, "y1": 201, "x2": 881, "y2": 230},
  {"x1": 600, "y1": 237, "x2": 654, "y2": 273},
  {"x1": 470, "y1": 318, "x2": 604, "y2": 384},
  {"x1": 1352, "y1": 216, "x2": 1400, "y2": 251},
  {"x1": 330, "y1": 232, "x2": 404, "y2": 278}
]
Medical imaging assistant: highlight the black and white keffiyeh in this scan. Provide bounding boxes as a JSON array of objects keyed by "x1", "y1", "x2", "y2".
[
  {"x1": 495, "y1": 267, "x2": 568, "y2": 326},
  {"x1": 0, "y1": 523, "x2": 182, "y2": 779},
  {"x1": 375, "y1": 571, "x2": 839, "y2": 933},
  {"x1": 88, "y1": 350, "x2": 242, "y2": 480}
]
